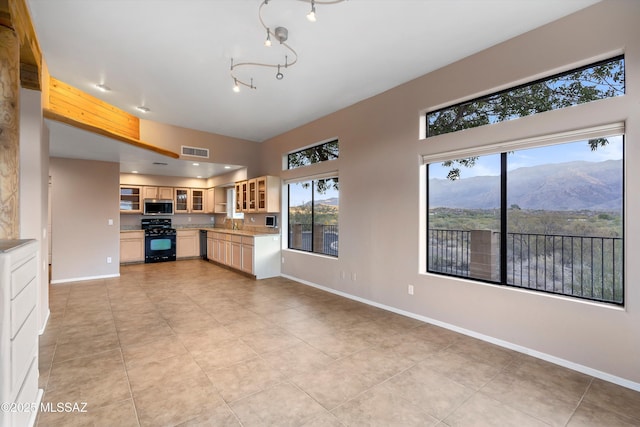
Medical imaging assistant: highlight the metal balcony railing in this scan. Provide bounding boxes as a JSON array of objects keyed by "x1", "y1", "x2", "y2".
[
  {"x1": 428, "y1": 229, "x2": 623, "y2": 304},
  {"x1": 289, "y1": 224, "x2": 339, "y2": 256}
]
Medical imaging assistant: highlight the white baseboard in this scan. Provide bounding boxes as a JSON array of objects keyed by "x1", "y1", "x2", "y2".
[
  {"x1": 50, "y1": 273, "x2": 120, "y2": 284},
  {"x1": 39, "y1": 309, "x2": 50, "y2": 335},
  {"x1": 282, "y1": 274, "x2": 640, "y2": 393}
]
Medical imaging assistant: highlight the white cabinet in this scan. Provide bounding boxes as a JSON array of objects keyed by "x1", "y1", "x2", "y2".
[
  {"x1": 177, "y1": 229, "x2": 199, "y2": 259},
  {"x1": 0, "y1": 240, "x2": 41, "y2": 427}
]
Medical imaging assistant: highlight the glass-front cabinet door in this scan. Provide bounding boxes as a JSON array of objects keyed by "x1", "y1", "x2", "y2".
[
  {"x1": 175, "y1": 188, "x2": 190, "y2": 213},
  {"x1": 247, "y1": 179, "x2": 257, "y2": 212},
  {"x1": 191, "y1": 189, "x2": 205, "y2": 213},
  {"x1": 257, "y1": 177, "x2": 266, "y2": 212},
  {"x1": 120, "y1": 185, "x2": 142, "y2": 212}
]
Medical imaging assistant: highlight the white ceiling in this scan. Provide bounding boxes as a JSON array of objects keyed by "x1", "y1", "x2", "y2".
[{"x1": 29, "y1": 0, "x2": 600, "y2": 178}]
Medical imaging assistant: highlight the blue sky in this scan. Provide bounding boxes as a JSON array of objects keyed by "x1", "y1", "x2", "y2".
[
  {"x1": 289, "y1": 180, "x2": 340, "y2": 207},
  {"x1": 429, "y1": 136, "x2": 623, "y2": 179}
]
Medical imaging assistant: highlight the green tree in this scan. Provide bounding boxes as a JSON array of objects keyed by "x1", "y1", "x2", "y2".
[{"x1": 429, "y1": 58, "x2": 624, "y2": 180}]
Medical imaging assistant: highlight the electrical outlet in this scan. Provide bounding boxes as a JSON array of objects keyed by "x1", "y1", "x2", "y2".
[
  {"x1": 188, "y1": 217, "x2": 192, "y2": 222},
  {"x1": 408, "y1": 284, "x2": 414, "y2": 295},
  {"x1": 351, "y1": 272, "x2": 357, "y2": 281},
  {"x1": 108, "y1": 219, "x2": 113, "y2": 226},
  {"x1": 340, "y1": 271, "x2": 346, "y2": 280},
  {"x1": 107, "y1": 257, "x2": 112, "y2": 264}
]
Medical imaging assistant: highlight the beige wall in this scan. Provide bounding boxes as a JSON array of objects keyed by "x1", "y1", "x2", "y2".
[
  {"x1": 139, "y1": 119, "x2": 262, "y2": 178},
  {"x1": 260, "y1": 0, "x2": 640, "y2": 388},
  {"x1": 50, "y1": 158, "x2": 120, "y2": 283},
  {"x1": 19, "y1": 87, "x2": 49, "y2": 332}
]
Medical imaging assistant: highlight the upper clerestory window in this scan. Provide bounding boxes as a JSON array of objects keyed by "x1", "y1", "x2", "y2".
[
  {"x1": 287, "y1": 139, "x2": 339, "y2": 170},
  {"x1": 426, "y1": 56, "x2": 625, "y2": 138}
]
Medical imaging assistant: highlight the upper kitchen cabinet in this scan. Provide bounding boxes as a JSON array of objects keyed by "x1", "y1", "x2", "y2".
[
  {"x1": 206, "y1": 187, "x2": 228, "y2": 214},
  {"x1": 143, "y1": 186, "x2": 173, "y2": 200},
  {"x1": 235, "y1": 181, "x2": 246, "y2": 212},
  {"x1": 235, "y1": 176, "x2": 280, "y2": 213},
  {"x1": 257, "y1": 176, "x2": 280, "y2": 213},
  {"x1": 120, "y1": 185, "x2": 142, "y2": 213},
  {"x1": 175, "y1": 188, "x2": 206, "y2": 214}
]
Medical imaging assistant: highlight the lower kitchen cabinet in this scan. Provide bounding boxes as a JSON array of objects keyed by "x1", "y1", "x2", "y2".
[
  {"x1": 177, "y1": 229, "x2": 199, "y2": 259},
  {"x1": 206, "y1": 231, "x2": 280, "y2": 279},
  {"x1": 120, "y1": 231, "x2": 144, "y2": 263}
]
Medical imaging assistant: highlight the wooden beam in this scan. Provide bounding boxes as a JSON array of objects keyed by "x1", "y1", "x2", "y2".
[
  {"x1": 5, "y1": 0, "x2": 43, "y2": 90},
  {"x1": 48, "y1": 77, "x2": 141, "y2": 139},
  {"x1": 43, "y1": 108, "x2": 179, "y2": 159}
]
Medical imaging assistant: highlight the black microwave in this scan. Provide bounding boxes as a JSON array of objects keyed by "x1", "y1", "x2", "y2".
[{"x1": 144, "y1": 199, "x2": 174, "y2": 215}]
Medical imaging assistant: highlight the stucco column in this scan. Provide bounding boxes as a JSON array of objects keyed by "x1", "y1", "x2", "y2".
[{"x1": 0, "y1": 21, "x2": 19, "y2": 239}]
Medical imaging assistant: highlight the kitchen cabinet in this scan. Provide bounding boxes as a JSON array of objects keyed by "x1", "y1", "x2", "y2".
[
  {"x1": 120, "y1": 185, "x2": 142, "y2": 213},
  {"x1": 206, "y1": 188, "x2": 215, "y2": 213},
  {"x1": 241, "y1": 236, "x2": 254, "y2": 274},
  {"x1": 235, "y1": 181, "x2": 250, "y2": 212},
  {"x1": 206, "y1": 236, "x2": 214, "y2": 261},
  {"x1": 191, "y1": 189, "x2": 205, "y2": 213},
  {"x1": 230, "y1": 235, "x2": 242, "y2": 270},
  {"x1": 235, "y1": 176, "x2": 281, "y2": 213},
  {"x1": 0, "y1": 240, "x2": 41, "y2": 427},
  {"x1": 177, "y1": 229, "x2": 199, "y2": 259},
  {"x1": 246, "y1": 179, "x2": 257, "y2": 212},
  {"x1": 175, "y1": 188, "x2": 206, "y2": 213},
  {"x1": 143, "y1": 186, "x2": 173, "y2": 200},
  {"x1": 120, "y1": 231, "x2": 144, "y2": 263},
  {"x1": 206, "y1": 230, "x2": 280, "y2": 279},
  {"x1": 256, "y1": 175, "x2": 281, "y2": 212}
]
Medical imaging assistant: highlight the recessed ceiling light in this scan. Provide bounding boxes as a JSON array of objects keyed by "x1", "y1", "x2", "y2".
[
  {"x1": 132, "y1": 170, "x2": 139, "y2": 174},
  {"x1": 224, "y1": 166, "x2": 231, "y2": 169},
  {"x1": 95, "y1": 83, "x2": 111, "y2": 92},
  {"x1": 196, "y1": 176, "x2": 203, "y2": 179},
  {"x1": 136, "y1": 106, "x2": 150, "y2": 113},
  {"x1": 192, "y1": 163, "x2": 200, "y2": 166}
]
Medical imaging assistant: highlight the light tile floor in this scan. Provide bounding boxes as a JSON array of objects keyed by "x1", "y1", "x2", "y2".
[{"x1": 37, "y1": 260, "x2": 640, "y2": 426}]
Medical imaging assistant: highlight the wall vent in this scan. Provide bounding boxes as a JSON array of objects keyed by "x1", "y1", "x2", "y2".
[{"x1": 181, "y1": 145, "x2": 210, "y2": 158}]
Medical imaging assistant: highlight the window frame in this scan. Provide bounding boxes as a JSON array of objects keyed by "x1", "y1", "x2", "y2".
[
  {"x1": 424, "y1": 123, "x2": 625, "y2": 305},
  {"x1": 287, "y1": 176, "x2": 339, "y2": 258},
  {"x1": 425, "y1": 55, "x2": 625, "y2": 138}
]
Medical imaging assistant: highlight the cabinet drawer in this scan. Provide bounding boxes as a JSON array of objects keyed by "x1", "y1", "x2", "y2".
[
  {"x1": 11, "y1": 277, "x2": 37, "y2": 339},
  {"x1": 231, "y1": 235, "x2": 243, "y2": 243},
  {"x1": 11, "y1": 255, "x2": 37, "y2": 298},
  {"x1": 241, "y1": 236, "x2": 254, "y2": 245},
  {"x1": 12, "y1": 355, "x2": 39, "y2": 427},
  {"x1": 11, "y1": 309, "x2": 38, "y2": 394}
]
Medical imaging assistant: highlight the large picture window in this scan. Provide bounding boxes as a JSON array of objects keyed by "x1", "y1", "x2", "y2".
[
  {"x1": 288, "y1": 177, "x2": 339, "y2": 257},
  {"x1": 426, "y1": 133, "x2": 624, "y2": 304}
]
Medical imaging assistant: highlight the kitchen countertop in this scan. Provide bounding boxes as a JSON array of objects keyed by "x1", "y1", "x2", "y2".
[
  {"x1": 120, "y1": 228, "x2": 279, "y2": 237},
  {"x1": 199, "y1": 228, "x2": 280, "y2": 237}
]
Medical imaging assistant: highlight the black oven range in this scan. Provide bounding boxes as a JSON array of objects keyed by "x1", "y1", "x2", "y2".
[{"x1": 141, "y1": 218, "x2": 176, "y2": 263}]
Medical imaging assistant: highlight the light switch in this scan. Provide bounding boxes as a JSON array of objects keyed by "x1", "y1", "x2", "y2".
[{"x1": 108, "y1": 219, "x2": 114, "y2": 226}]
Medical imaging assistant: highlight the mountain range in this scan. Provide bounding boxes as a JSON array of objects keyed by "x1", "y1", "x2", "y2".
[{"x1": 429, "y1": 160, "x2": 622, "y2": 211}]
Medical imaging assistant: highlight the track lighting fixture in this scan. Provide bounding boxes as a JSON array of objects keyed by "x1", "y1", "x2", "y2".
[
  {"x1": 307, "y1": 0, "x2": 317, "y2": 22},
  {"x1": 230, "y1": 0, "x2": 346, "y2": 92},
  {"x1": 264, "y1": 27, "x2": 271, "y2": 47}
]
